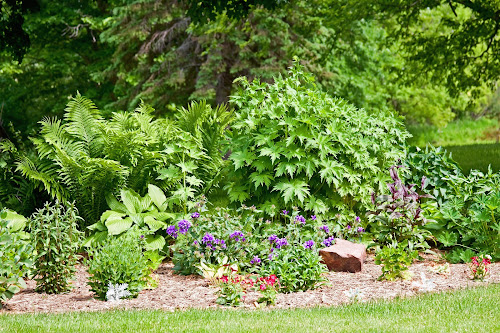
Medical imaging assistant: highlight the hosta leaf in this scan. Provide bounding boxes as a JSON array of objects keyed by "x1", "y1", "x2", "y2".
[
  {"x1": 148, "y1": 184, "x2": 167, "y2": 208},
  {"x1": 4, "y1": 210, "x2": 27, "y2": 232},
  {"x1": 144, "y1": 216, "x2": 167, "y2": 232},
  {"x1": 120, "y1": 189, "x2": 142, "y2": 214},
  {"x1": 105, "y1": 193, "x2": 127, "y2": 213},
  {"x1": 145, "y1": 234, "x2": 166, "y2": 251},
  {"x1": 105, "y1": 216, "x2": 133, "y2": 235}
]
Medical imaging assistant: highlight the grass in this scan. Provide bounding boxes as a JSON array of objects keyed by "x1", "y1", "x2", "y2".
[
  {"x1": 408, "y1": 118, "x2": 499, "y2": 147},
  {"x1": 445, "y1": 143, "x2": 500, "y2": 174},
  {"x1": 1, "y1": 284, "x2": 499, "y2": 333}
]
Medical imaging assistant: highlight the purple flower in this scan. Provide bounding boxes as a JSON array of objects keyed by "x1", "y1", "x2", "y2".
[
  {"x1": 215, "y1": 239, "x2": 227, "y2": 249},
  {"x1": 193, "y1": 240, "x2": 198, "y2": 245},
  {"x1": 319, "y1": 225, "x2": 330, "y2": 233},
  {"x1": 140, "y1": 235, "x2": 145, "y2": 239},
  {"x1": 295, "y1": 215, "x2": 306, "y2": 224},
  {"x1": 303, "y1": 240, "x2": 314, "y2": 249},
  {"x1": 322, "y1": 236, "x2": 335, "y2": 247},
  {"x1": 201, "y1": 233, "x2": 215, "y2": 244},
  {"x1": 357, "y1": 227, "x2": 365, "y2": 233},
  {"x1": 347, "y1": 225, "x2": 351, "y2": 230},
  {"x1": 282, "y1": 210, "x2": 289, "y2": 215},
  {"x1": 250, "y1": 256, "x2": 261, "y2": 264},
  {"x1": 268, "y1": 253, "x2": 276, "y2": 260},
  {"x1": 275, "y1": 238, "x2": 288, "y2": 249},
  {"x1": 268, "y1": 234, "x2": 278, "y2": 243},
  {"x1": 229, "y1": 231, "x2": 245, "y2": 242},
  {"x1": 311, "y1": 215, "x2": 317, "y2": 220},
  {"x1": 355, "y1": 216, "x2": 360, "y2": 223},
  {"x1": 178, "y1": 219, "x2": 191, "y2": 234},
  {"x1": 166, "y1": 225, "x2": 178, "y2": 239},
  {"x1": 191, "y1": 212, "x2": 200, "y2": 219}
]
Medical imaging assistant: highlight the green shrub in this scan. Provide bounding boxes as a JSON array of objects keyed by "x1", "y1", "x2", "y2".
[
  {"x1": 225, "y1": 59, "x2": 409, "y2": 216},
  {"x1": 0, "y1": 210, "x2": 33, "y2": 306},
  {"x1": 85, "y1": 185, "x2": 174, "y2": 251},
  {"x1": 28, "y1": 201, "x2": 83, "y2": 294},
  {"x1": 86, "y1": 234, "x2": 149, "y2": 300},
  {"x1": 17, "y1": 95, "x2": 227, "y2": 227},
  {"x1": 375, "y1": 245, "x2": 417, "y2": 281},
  {"x1": 259, "y1": 243, "x2": 328, "y2": 293}
]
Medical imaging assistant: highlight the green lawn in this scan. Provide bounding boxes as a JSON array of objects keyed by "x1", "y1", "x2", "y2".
[
  {"x1": 445, "y1": 143, "x2": 500, "y2": 174},
  {"x1": 1, "y1": 284, "x2": 499, "y2": 333}
]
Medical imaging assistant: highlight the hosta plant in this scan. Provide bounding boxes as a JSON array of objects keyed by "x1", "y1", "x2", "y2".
[
  {"x1": 0, "y1": 210, "x2": 33, "y2": 306},
  {"x1": 225, "y1": 59, "x2": 409, "y2": 216},
  {"x1": 28, "y1": 201, "x2": 83, "y2": 294},
  {"x1": 85, "y1": 184, "x2": 175, "y2": 251}
]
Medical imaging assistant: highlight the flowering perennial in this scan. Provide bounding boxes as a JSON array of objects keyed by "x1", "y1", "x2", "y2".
[
  {"x1": 303, "y1": 240, "x2": 314, "y2": 249},
  {"x1": 178, "y1": 219, "x2": 191, "y2": 234}
]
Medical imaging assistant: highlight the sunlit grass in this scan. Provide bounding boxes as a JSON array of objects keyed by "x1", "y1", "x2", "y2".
[{"x1": 1, "y1": 284, "x2": 499, "y2": 333}]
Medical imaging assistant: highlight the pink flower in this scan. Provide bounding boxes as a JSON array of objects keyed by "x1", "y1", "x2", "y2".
[{"x1": 260, "y1": 284, "x2": 267, "y2": 291}]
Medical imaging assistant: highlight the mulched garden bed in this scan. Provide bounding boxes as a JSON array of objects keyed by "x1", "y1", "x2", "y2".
[{"x1": 2, "y1": 254, "x2": 498, "y2": 314}]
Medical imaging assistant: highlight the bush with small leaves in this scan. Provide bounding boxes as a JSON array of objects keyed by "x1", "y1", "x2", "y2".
[
  {"x1": 28, "y1": 201, "x2": 83, "y2": 294},
  {"x1": 86, "y1": 233, "x2": 149, "y2": 300}
]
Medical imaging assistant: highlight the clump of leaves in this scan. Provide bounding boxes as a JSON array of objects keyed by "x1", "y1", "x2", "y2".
[
  {"x1": 401, "y1": 145, "x2": 463, "y2": 206},
  {"x1": 28, "y1": 201, "x2": 83, "y2": 294},
  {"x1": 225, "y1": 58, "x2": 409, "y2": 217},
  {"x1": 85, "y1": 185, "x2": 175, "y2": 251},
  {"x1": 368, "y1": 165, "x2": 433, "y2": 251},
  {"x1": 0, "y1": 210, "x2": 33, "y2": 306},
  {"x1": 375, "y1": 245, "x2": 417, "y2": 281},
  {"x1": 85, "y1": 233, "x2": 150, "y2": 300}
]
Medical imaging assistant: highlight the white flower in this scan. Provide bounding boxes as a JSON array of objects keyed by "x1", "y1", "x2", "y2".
[
  {"x1": 344, "y1": 288, "x2": 365, "y2": 302},
  {"x1": 106, "y1": 282, "x2": 132, "y2": 302}
]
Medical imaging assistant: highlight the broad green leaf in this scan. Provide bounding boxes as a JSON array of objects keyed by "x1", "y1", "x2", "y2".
[
  {"x1": 148, "y1": 184, "x2": 167, "y2": 208},
  {"x1": 145, "y1": 234, "x2": 166, "y2": 251},
  {"x1": 105, "y1": 216, "x2": 133, "y2": 235}
]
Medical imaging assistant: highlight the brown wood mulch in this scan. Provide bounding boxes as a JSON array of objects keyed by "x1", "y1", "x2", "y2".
[{"x1": 1, "y1": 254, "x2": 498, "y2": 314}]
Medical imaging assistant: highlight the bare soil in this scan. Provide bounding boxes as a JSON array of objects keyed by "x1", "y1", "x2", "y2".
[{"x1": 2, "y1": 254, "x2": 498, "y2": 314}]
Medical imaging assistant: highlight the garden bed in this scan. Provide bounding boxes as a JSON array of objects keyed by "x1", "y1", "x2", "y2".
[{"x1": 2, "y1": 254, "x2": 498, "y2": 314}]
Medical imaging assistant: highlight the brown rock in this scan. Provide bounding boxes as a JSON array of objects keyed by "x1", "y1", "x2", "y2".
[{"x1": 319, "y1": 238, "x2": 367, "y2": 273}]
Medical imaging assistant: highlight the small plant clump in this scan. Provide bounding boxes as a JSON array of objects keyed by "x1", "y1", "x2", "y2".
[
  {"x1": 468, "y1": 255, "x2": 492, "y2": 281},
  {"x1": 28, "y1": 201, "x2": 83, "y2": 294}
]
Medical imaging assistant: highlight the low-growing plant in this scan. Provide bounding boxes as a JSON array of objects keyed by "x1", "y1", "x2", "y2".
[
  {"x1": 28, "y1": 201, "x2": 83, "y2": 294},
  {"x1": 0, "y1": 210, "x2": 33, "y2": 306},
  {"x1": 86, "y1": 233, "x2": 149, "y2": 300},
  {"x1": 216, "y1": 270, "x2": 247, "y2": 307},
  {"x1": 254, "y1": 274, "x2": 279, "y2": 305},
  {"x1": 259, "y1": 241, "x2": 328, "y2": 293},
  {"x1": 468, "y1": 255, "x2": 492, "y2": 281},
  {"x1": 375, "y1": 245, "x2": 417, "y2": 281},
  {"x1": 368, "y1": 165, "x2": 433, "y2": 251}
]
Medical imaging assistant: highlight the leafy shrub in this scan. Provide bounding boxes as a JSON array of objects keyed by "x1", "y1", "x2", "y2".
[
  {"x1": 368, "y1": 165, "x2": 432, "y2": 251},
  {"x1": 86, "y1": 185, "x2": 175, "y2": 251},
  {"x1": 259, "y1": 243, "x2": 328, "y2": 293},
  {"x1": 18, "y1": 95, "x2": 227, "y2": 227},
  {"x1": 28, "y1": 201, "x2": 83, "y2": 294},
  {"x1": 225, "y1": 59, "x2": 409, "y2": 216},
  {"x1": 0, "y1": 210, "x2": 33, "y2": 306},
  {"x1": 375, "y1": 245, "x2": 417, "y2": 281},
  {"x1": 401, "y1": 145, "x2": 463, "y2": 206},
  {"x1": 86, "y1": 234, "x2": 149, "y2": 300}
]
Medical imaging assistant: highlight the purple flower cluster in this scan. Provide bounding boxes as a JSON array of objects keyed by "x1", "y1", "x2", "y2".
[
  {"x1": 295, "y1": 215, "x2": 306, "y2": 225},
  {"x1": 229, "y1": 230, "x2": 246, "y2": 242},
  {"x1": 178, "y1": 219, "x2": 191, "y2": 234},
  {"x1": 268, "y1": 234, "x2": 278, "y2": 243},
  {"x1": 303, "y1": 240, "x2": 314, "y2": 249},
  {"x1": 166, "y1": 225, "x2": 178, "y2": 239},
  {"x1": 357, "y1": 227, "x2": 365, "y2": 233},
  {"x1": 250, "y1": 256, "x2": 261, "y2": 264},
  {"x1": 200, "y1": 233, "x2": 227, "y2": 250},
  {"x1": 282, "y1": 210, "x2": 289, "y2": 215},
  {"x1": 319, "y1": 225, "x2": 329, "y2": 233},
  {"x1": 311, "y1": 215, "x2": 317, "y2": 220},
  {"x1": 322, "y1": 236, "x2": 335, "y2": 247},
  {"x1": 275, "y1": 238, "x2": 288, "y2": 249},
  {"x1": 191, "y1": 212, "x2": 200, "y2": 219}
]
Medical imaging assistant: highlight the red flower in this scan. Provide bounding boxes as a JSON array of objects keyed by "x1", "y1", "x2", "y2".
[
  {"x1": 221, "y1": 275, "x2": 228, "y2": 283},
  {"x1": 260, "y1": 284, "x2": 267, "y2": 291}
]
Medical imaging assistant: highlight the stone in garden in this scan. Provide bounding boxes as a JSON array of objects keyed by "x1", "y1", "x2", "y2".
[{"x1": 319, "y1": 238, "x2": 366, "y2": 273}]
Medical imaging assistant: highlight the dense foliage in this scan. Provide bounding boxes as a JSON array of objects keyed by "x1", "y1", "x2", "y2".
[
  {"x1": 0, "y1": 210, "x2": 33, "y2": 305},
  {"x1": 225, "y1": 61, "x2": 409, "y2": 216},
  {"x1": 28, "y1": 201, "x2": 82, "y2": 294}
]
